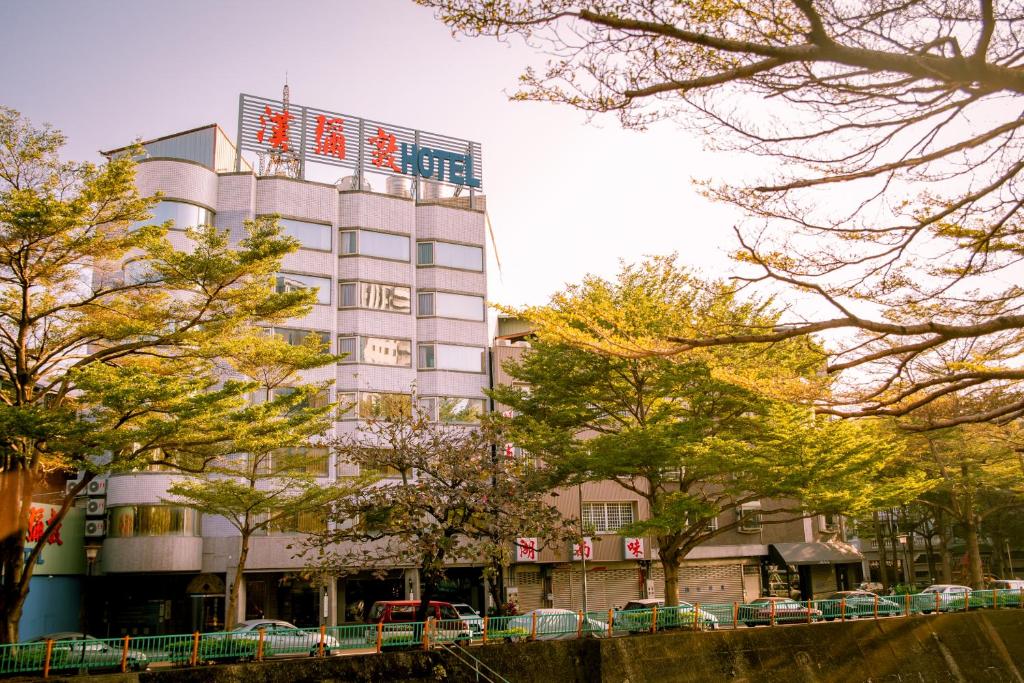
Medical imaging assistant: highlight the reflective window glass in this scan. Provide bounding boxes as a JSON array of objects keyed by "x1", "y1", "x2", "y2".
[
  {"x1": 437, "y1": 397, "x2": 485, "y2": 423},
  {"x1": 338, "y1": 282, "x2": 410, "y2": 312},
  {"x1": 139, "y1": 201, "x2": 213, "y2": 232},
  {"x1": 434, "y1": 243, "x2": 483, "y2": 271},
  {"x1": 109, "y1": 505, "x2": 201, "y2": 537},
  {"x1": 278, "y1": 218, "x2": 332, "y2": 251},
  {"x1": 421, "y1": 292, "x2": 484, "y2": 321},
  {"x1": 360, "y1": 336, "x2": 412, "y2": 366},
  {"x1": 276, "y1": 272, "x2": 331, "y2": 305}
]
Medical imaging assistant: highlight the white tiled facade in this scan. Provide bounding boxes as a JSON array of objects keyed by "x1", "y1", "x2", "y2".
[{"x1": 101, "y1": 140, "x2": 488, "y2": 590}]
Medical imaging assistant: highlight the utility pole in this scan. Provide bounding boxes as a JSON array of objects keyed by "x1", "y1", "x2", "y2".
[{"x1": 577, "y1": 481, "x2": 588, "y2": 613}]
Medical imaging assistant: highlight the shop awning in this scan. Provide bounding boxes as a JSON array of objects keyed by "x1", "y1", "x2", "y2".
[{"x1": 770, "y1": 541, "x2": 863, "y2": 566}]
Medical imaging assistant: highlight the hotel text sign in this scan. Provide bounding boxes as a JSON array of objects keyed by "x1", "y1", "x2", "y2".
[{"x1": 237, "y1": 94, "x2": 482, "y2": 188}]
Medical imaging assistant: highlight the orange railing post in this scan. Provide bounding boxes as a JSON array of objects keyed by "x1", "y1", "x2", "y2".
[
  {"x1": 375, "y1": 621, "x2": 383, "y2": 653},
  {"x1": 964, "y1": 592, "x2": 970, "y2": 612},
  {"x1": 840, "y1": 598, "x2": 846, "y2": 622},
  {"x1": 607, "y1": 609, "x2": 614, "y2": 638},
  {"x1": 806, "y1": 600, "x2": 812, "y2": 624},
  {"x1": 319, "y1": 624, "x2": 326, "y2": 657},
  {"x1": 873, "y1": 594, "x2": 879, "y2": 620},
  {"x1": 995, "y1": 589, "x2": 1000, "y2": 610},
  {"x1": 651, "y1": 605, "x2": 658, "y2": 634},
  {"x1": 694, "y1": 603, "x2": 701, "y2": 631},
  {"x1": 770, "y1": 600, "x2": 776, "y2": 627},
  {"x1": 530, "y1": 612, "x2": 537, "y2": 641},
  {"x1": 42, "y1": 639, "x2": 54, "y2": 678},
  {"x1": 255, "y1": 628, "x2": 265, "y2": 662},
  {"x1": 905, "y1": 593, "x2": 911, "y2": 617},
  {"x1": 191, "y1": 631, "x2": 201, "y2": 666},
  {"x1": 120, "y1": 635, "x2": 130, "y2": 672},
  {"x1": 578, "y1": 611, "x2": 585, "y2": 639},
  {"x1": 935, "y1": 592, "x2": 941, "y2": 613},
  {"x1": 483, "y1": 616, "x2": 489, "y2": 645},
  {"x1": 733, "y1": 602, "x2": 739, "y2": 628},
  {"x1": 423, "y1": 617, "x2": 432, "y2": 651}
]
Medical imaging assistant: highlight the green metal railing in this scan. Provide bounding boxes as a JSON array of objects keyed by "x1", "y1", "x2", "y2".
[{"x1": 5, "y1": 587, "x2": 1022, "y2": 678}]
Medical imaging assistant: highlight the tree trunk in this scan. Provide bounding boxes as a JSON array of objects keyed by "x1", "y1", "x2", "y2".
[
  {"x1": 486, "y1": 563, "x2": 506, "y2": 615},
  {"x1": 659, "y1": 541, "x2": 682, "y2": 606},
  {"x1": 225, "y1": 534, "x2": 250, "y2": 630},
  {"x1": 990, "y1": 533, "x2": 1006, "y2": 580},
  {"x1": 964, "y1": 513, "x2": 985, "y2": 589},
  {"x1": 873, "y1": 512, "x2": 891, "y2": 589},
  {"x1": 906, "y1": 533, "x2": 917, "y2": 589},
  {"x1": 923, "y1": 527, "x2": 938, "y2": 584},
  {"x1": 938, "y1": 513, "x2": 953, "y2": 583}
]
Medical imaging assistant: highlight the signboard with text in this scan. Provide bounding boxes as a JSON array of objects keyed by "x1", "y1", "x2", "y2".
[
  {"x1": 515, "y1": 537, "x2": 538, "y2": 563},
  {"x1": 237, "y1": 94, "x2": 483, "y2": 189},
  {"x1": 572, "y1": 537, "x2": 593, "y2": 561},
  {"x1": 623, "y1": 537, "x2": 645, "y2": 560},
  {"x1": 24, "y1": 503, "x2": 85, "y2": 575}
]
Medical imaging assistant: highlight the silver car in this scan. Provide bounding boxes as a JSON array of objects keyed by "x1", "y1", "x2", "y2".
[
  {"x1": 227, "y1": 619, "x2": 340, "y2": 656},
  {"x1": 25, "y1": 632, "x2": 148, "y2": 672},
  {"x1": 450, "y1": 603, "x2": 484, "y2": 636}
]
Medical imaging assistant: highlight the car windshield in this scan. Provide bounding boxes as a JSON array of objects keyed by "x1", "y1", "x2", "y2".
[
  {"x1": 454, "y1": 605, "x2": 476, "y2": 616},
  {"x1": 368, "y1": 604, "x2": 385, "y2": 620}
]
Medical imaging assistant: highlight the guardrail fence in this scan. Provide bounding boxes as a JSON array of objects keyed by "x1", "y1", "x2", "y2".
[{"x1": 3, "y1": 587, "x2": 1020, "y2": 678}]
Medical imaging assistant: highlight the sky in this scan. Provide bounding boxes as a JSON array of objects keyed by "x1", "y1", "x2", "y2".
[{"x1": 0, "y1": 0, "x2": 752, "y2": 310}]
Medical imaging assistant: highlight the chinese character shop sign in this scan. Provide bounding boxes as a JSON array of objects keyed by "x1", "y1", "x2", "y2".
[
  {"x1": 572, "y1": 537, "x2": 593, "y2": 561},
  {"x1": 623, "y1": 537, "x2": 645, "y2": 560},
  {"x1": 239, "y1": 94, "x2": 482, "y2": 188},
  {"x1": 516, "y1": 537, "x2": 538, "y2": 563}
]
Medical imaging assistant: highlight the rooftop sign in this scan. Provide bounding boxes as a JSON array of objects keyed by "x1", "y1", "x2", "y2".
[{"x1": 235, "y1": 93, "x2": 483, "y2": 190}]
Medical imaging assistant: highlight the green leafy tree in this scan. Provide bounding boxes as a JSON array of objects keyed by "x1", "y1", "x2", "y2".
[
  {"x1": 0, "y1": 107, "x2": 314, "y2": 642},
  {"x1": 304, "y1": 411, "x2": 570, "y2": 621},
  {"x1": 420, "y1": 0, "x2": 1024, "y2": 427},
  {"x1": 491, "y1": 256, "x2": 929, "y2": 605},
  {"x1": 166, "y1": 332, "x2": 360, "y2": 628}
]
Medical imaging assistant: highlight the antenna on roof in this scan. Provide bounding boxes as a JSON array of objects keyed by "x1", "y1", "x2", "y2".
[{"x1": 256, "y1": 77, "x2": 301, "y2": 179}]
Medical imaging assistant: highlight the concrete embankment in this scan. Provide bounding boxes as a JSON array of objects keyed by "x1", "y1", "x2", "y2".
[{"x1": 30, "y1": 610, "x2": 1024, "y2": 682}]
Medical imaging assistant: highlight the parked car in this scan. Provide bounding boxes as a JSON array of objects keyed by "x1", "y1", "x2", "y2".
[
  {"x1": 225, "y1": 619, "x2": 341, "y2": 656},
  {"x1": 365, "y1": 600, "x2": 473, "y2": 648},
  {"x1": 450, "y1": 603, "x2": 484, "y2": 636},
  {"x1": 496, "y1": 608, "x2": 609, "y2": 641},
  {"x1": 615, "y1": 598, "x2": 719, "y2": 632},
  {"x1": 739, "y1": 597, "x2": 823, "y2": 626},
  {"x1": 821, "y1": 591, "x2": 902, "y2": 619},
  {"x1": 918, "y1": 585, "x2": 972, "y2": 613},
  {"x1": 23, "y1": 632, "x2": 148, "y2": 672}
]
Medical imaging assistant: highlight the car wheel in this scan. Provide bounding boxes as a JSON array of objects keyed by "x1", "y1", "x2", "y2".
[{"x1": 743, "y1": 621, "x2": 755, "y2": 627}]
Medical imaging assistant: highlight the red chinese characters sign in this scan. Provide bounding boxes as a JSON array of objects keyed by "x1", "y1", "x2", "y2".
[
  {"x1": 515, "y1": 537, "x2": 538, "y2": 562},
  {"x1": 25, "y1": 506, "x2": 63, "y2": 546},
  {"x1": 572, "y1": 537, "x2": 593, "y2": 561},
  {"x1": 238, "y1": 94, "x2": 483, "y2": 189},
  {"x1": 623, "y1": 537, "x2": 645, "y2": 559}
]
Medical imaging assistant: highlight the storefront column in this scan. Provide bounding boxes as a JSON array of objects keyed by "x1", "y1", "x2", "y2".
[
  {"x1": 326, "y1": 576, "x2": 339, "y2": 627},
  {"x1": 404, "y1": 568, "x2": 420, "y2": 601}
]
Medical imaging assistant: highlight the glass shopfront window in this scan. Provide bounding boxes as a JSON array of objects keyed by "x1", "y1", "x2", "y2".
[{"x1": 109, "y1": 505, "x2": 201, "y2": 538}]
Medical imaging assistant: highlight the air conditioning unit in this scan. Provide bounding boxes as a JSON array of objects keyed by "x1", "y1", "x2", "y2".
[
  {"x1": 86, "y1": 479, "x2": 106, "y2": 496},
  {"x1": 64, "y1": 479, "x2": 81, "y2": 497},
  {"x1": 86, "y1": 499, "x2": 106, "y2": 517},
  {"x1": 84, "y1": 520, "x2": 106, "y2": 537}
]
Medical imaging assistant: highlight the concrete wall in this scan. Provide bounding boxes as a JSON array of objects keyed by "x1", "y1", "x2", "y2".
[{"x1": 36, "y1": 611, "x2": 1024, "y2": 683}]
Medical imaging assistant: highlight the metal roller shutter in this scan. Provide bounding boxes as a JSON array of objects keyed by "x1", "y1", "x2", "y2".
[
  {"x1": 650, "y1": 562, "x2": 746, "y2": 605},
  {"x1": 551, "y1": 566, "x2": 642, "y2": 612},
  {"x1": 511, "y1": 566, "x2": 545, "y2": 612}
]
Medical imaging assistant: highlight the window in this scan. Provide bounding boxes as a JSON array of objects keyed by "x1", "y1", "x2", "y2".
[
  {"x1": 137, "y1": 200, "x2": 213, "y2": 232},
  {"x1": 276, "y1": 272, "x2": 331, "y2": 305},
  {"x1": 248, "y1": 386, "x2": 331, "y2": 411},
  {"x1": 337, "y1": 392, "x2": 413, "y2": 420},
  {"x1": 417, "y1": 241, "x2": 483, "y2": 271},
  {"x1": 338, "y1": 335, "x2": 412, "y2": 366},
  {"x1": 108, "y1": 505, "x2": 201, "y2": 538},
  {"x1": 417, "y1": 344, "x2": 485, "y2": 372},
  {"x1": 271, "y1": 327, "x2": 330, "y2": 350},
  {"x1": 415, "y1": 396, "x2": 486, "y2": 423},
  {"x1": 339, "y1": 281, "x2": 411, "y2": 313},
  {"x1": 581, "y1": 502, "x2": 636, "y2": 534},
  {"x1": 416, "y1": 292, "x2": 485, "y2": 321},
  {"x1": 737, "y1": 502, "x2": 763, "y2": 533},
  {"x1": 261, "y1": 509, "x2": 327, "y2": 534},
  {"x1": 338, "y1": 229, "x2": 409, "y2": 261},
  {"x1": 277, "y1": 218, "x2": 332, "y2": 251},
  {"x1": 706, "y1": 516, "x2": 719, "y2": 532}
]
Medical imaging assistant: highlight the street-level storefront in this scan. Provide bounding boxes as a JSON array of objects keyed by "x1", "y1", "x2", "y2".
[{"x1": 768, "y1": 541, "x2": 865, "y2": 599}]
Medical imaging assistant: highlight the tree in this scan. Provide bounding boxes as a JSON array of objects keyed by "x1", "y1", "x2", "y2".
[
  {"x1": 165, "y1": 332, "x2": 356, "y2": 628},
  {"x1": 303, "y1": 411, "x2": 569, "y2": 621},
  {"x1": 0, "y1": 107, "x2": 315, "y2": 642},
  {"x1": 420, "y1": 0, "x2": 1024, "y2": 427},
  {"x1": 902, "y1": 400, "x2": 1024, "y2": 588},
  {"x1": 491, "y1": 256, "x2": 928, "y2": 605}
]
